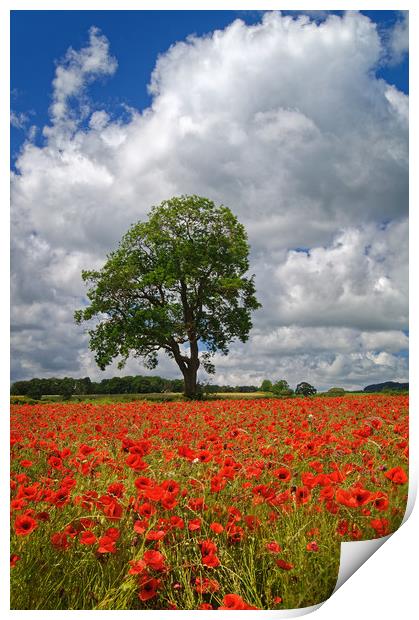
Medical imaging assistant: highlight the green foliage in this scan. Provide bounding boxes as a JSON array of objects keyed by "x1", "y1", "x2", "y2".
[
  {"x1": 75, "y1": 195, "x2": 260, "y2": 397},
  {"x1": 11, "y1": 376, "x2": 181, "y2": 398},
  {"x1": 259, "y1": 379, "x2": 273, "y2": 392},
  {"x1": 295, "y1": 382, "x2": 317, "y2": 396},
  {"x1": 57, "y1": 378, "x2": 76, "y2": 400},
  {"x1": 74, "y1": 377, "x2": 92, "y2": 395},
  {"x1": 271, "y1": 379, "x2": 293, "y2": 396},
  {"x1": 10, "y1": 395, "x2": 38, "y2": 405},
  {"x1": 326, "y1": 387, "x2": 346, "y2": 396},
  {"x1": 25, "y1": 380, "x2": 44, "y2": 401}
]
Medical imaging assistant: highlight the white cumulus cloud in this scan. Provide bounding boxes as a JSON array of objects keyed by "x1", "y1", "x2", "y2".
[{"x1": 11, "y1": 12, "x2": 408, "y2": 390}]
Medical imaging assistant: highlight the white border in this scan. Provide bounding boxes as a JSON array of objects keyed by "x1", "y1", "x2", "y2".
[{"x1": 2, "y1": 2, "x2": 416, "y2": 619}]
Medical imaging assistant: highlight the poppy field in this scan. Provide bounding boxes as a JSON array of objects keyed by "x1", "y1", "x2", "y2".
[{"x1": 10, "y1": 394, "x2": 408, "y2": 610}]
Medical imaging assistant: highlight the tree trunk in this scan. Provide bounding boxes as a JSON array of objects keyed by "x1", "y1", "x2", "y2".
[
  {"x1": 170, "y1": 341, "x2": 200, "y2": 399},
  {"x1": 182, "y1": 365, "x2": 198, "y2": 398},
  {"x1": 171, "y1": 283, "x2": 201, "y2": 398}
]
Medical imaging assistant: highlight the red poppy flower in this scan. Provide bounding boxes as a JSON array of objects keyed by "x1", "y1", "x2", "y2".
[
  {"x1": 271, "y1": 490, "x2": 292, "y2": 506},
  {"x1": 107, "y1": 482, "x2": 125, "y2": 498},
  {"x1": 20, "y1": 460, "x2": 33, "y2": 468},
  {"x1": 143, "y1": 550, "x2": 166, "y2": 571},
  {"x1": 138, "y1": 502, "x2": 155, "y2": 518},
  {"x1": 370, "y1": 518, "x2": 390, "y2": 537},
  {"x1": 11, "y1": 498, "x2": 26, "y2": 511},
  {"x1": 276, "y1": 559, "x2": 294, "y2": 570},
  {"x1": 134, "y1": 519, "x2": 149, "y2": 534},
  {"x1": 210, "y1": 522, "x2": 224, "y2": 534},
  {"x1": 17, "y1": 484, "x2": 39, "y2": 501},
  {"x1": 227, "y1": 506, "x2": 242, "y2": 522},
  {"x1": 51, "y1": 532, "x2": 71, "y2": 550},
  {"x1": 202, "y1": 553, "x2": 221, "y2": 568},
  {"x1": 138, "y1": 576, "x2": 160, "y2": 601},
  {"x1": 188, "y1": 518, "x2": 201, "y2": 531},
  {"x1": 97, "y1": 535, "x2": 117, "y2": 554},
  {"x1": 130, "y1": 439, "x2": 152, "y2": 456},
  {"x1": 295, "y1": 486, "x2": 311, "y2": 505},
  {"x1": 145, "y1": 529, "x2": 166, "y2": 542},
  {"x1": 336, "y1": 519, "x2": 348, "y2": 536},
  {"x1": 227, "y1": 525, "x2": 244, "y2": 543},
  {"x1": 161, "y1": 493, "x2": 178, "y2": 510},
  {"x1": 134, "y1": 476, "x2": 154, "y2": 492},
  {"x1": 78, "y1": 444, "x2": 96, "y2": 457},
  {"x1": 51, "y1": 488, "x2": 71, "y2": 508},
  {"x1": 244, "y1": 515, "x2": 261, "y2": 530},
  {"x1": 126, "y1": 454, "x2": 148, "y2": 471},
  {"x1": 161, "y1": 479, "x2": 180, "y2": 495},
  {"x1": 128, "y1": 559, "x2": 146, "y2": 575},
  {"x1": 384, "y1": 466, "x2": 408, "y2": 484},
  {"x1": 98, "y1": 495, "x2": 123, "y2": 520},
  {"x1": 266, "y1": 541, "x2": 282, "y2": 553},
  {"x1": 335, "y1": 488, "x2": 358, "y2": 508},
  {"x1": 200, "y1": 539, "x2": 217, "y2": 556},
  {"x1": 188, "y1": 497, "x2": 207, "y2": 512},
  {"x1": 64, "y1": 524, "x2": 79, "y2": 538},
  {"x1": 372, "y1": 492, "x2": 389, "y2": 511},
  {"x1": 197, "y1": 450, "x2": 212, "y2": 463},
  {"x1": 352, "y1": 487, "x2": 373, "y2": 506},
  {"x1": 105, "y1": 527, "x2": 120, "y2": 541},
  {"x1": 75, "y1": 490, "x2": 98, "y2": 511},
  {"x1": 14, "y1": 514, "x2": 38, "y2": 536},
  {"x1": 79, "y1": 517, "x2": 96, "y2": 530},
  {"x1": 80, "y1": 530, "x2": 97, "y2": 545},
  {"x1": 210, "y1": 475, "x2": 226, "y2": 493},
  {"x1": 195, "y1": 576, "x2": 220, "y2": 593},
  {"x1": 144, "y1": 486, "x2": 164, "y2": 502},
  {"x1": 320, "y1": 486, "x2": 335, "y2": 501},
  {"x1": 10, "y1": 554, "x2": 21, "y2": 567},
  {"x1": 306, "y1": 541, "x2": 319, "y2": 552},
  {"x1": 169, "y1": 515, "x2": 184, "y2": 530},
  {"x1": 48, "y1": 455, "x2": 63, "y2": 469},
  {"x1": 273, "y1": 467, "x2": 291, "y2": 482},
  {"x1": 219, "y1": 594, "x2": 258, "y2": 610}
]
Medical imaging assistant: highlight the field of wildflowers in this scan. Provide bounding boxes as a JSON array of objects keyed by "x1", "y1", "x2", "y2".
[{"x1": 10, "y1": 394, "x2": 408, "y2": 610}]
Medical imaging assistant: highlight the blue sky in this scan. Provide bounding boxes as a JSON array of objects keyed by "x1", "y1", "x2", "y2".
[
  {"x1": 11, "y1": 11, "x2": 260, "y2": 160},
  {"x1": 10, "y1": 10, "x2": 408, "y2": 389},
  {"x1": 11, "y1": 10, "x2": 408, "y2": 162}
]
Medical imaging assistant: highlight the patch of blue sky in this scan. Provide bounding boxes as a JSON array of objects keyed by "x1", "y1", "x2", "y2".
[
  {"x1": 11, "y1": 10, "x2": 408, "y2": 164},
  {"x1": 292, "y1": 247, "x2": 310, "y2": 255}
]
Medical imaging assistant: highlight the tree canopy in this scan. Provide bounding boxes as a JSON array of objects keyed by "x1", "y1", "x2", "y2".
[
  {"x1": 271, "y1": 379, "x2": 292, "y2": 395},
  {"x1": 75, "y1": 195, "x2": 261, "y2": 397},
  {"x1": 295, "y1": 382, "x2": 317, "y2": 396},
  {"x1": 259, "y1": 379, "x2": 273, "y2": 392}
]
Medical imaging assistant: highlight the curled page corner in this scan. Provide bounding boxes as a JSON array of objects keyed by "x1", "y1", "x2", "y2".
[
  {"x1": 333, "y1": 476, "x2": 416, "y2": 594},
  {"x1": 260, "y1": 603, "x2": 323, "y2": 618},
  {"x1": 333, "y1": 534, "x2": 391, "y2": 592}
]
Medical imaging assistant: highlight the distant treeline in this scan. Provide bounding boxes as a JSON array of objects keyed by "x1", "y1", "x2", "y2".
[
  {"x1": 363, "y1": 381, "x2": 409, "y2": 393},
  {"x1": 10, "y1": 376, "x2": 258, "y2": 400},
  {"x1": 11, "y1": 376, "x2": 183, "y2": 399},
  {"x1": 10, "y1": 375, "x2": 408, "y2": 401}
]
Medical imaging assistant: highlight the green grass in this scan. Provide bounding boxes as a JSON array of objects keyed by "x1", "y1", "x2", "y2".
[{"x1": 10, "y1": 392, "x2": 275, "y2": 405}]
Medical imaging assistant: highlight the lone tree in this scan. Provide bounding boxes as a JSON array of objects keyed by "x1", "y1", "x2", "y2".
[
  {"x1": 295, "y1": 382, "x2": 317, "y2": 396},
  {"x1": 75, "y1": 195, "x2": 261, "y2": 398}
]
